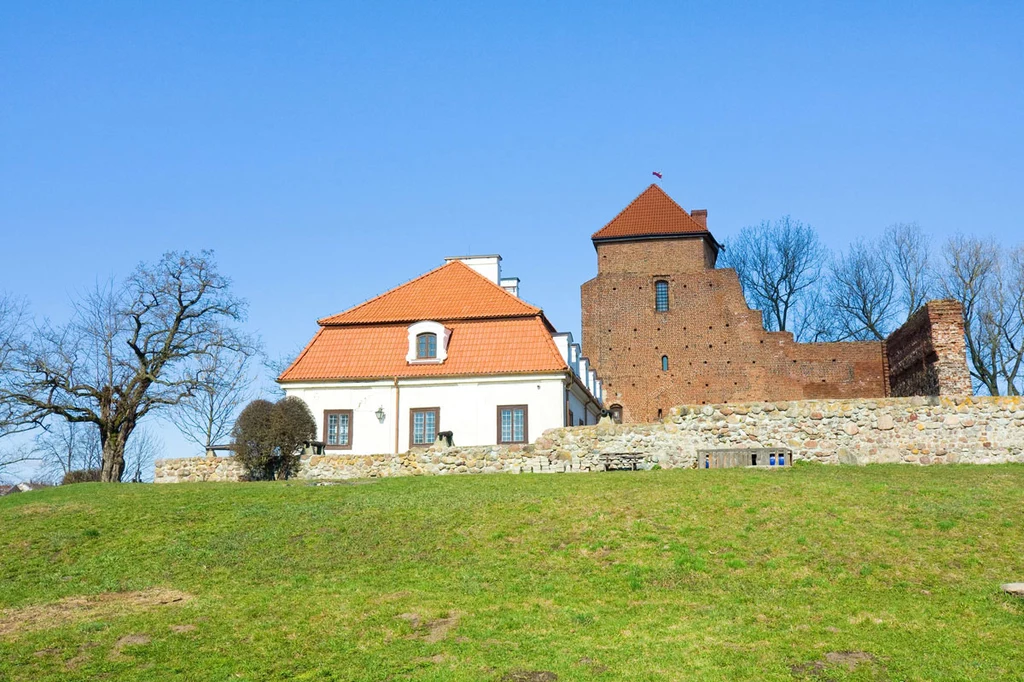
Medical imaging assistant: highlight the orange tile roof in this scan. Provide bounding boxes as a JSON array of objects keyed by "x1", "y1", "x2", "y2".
[
  {"x1": 592, "y1": 184, "x2": 709, "y2": 241},
  {"x1": 319, "y1": 260, "x2": 540, "y2": 325},
  {"x1": 278, "y1": 316, "x2": 567, "y2": 381}
]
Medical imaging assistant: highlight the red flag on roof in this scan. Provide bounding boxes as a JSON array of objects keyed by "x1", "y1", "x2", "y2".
[{"x1": 652, "y1": 171, "x2": 663, "y2": 179}]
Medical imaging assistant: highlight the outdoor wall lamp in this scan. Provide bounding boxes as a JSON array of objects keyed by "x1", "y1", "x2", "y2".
[{"x1": 375, "y1": 406, "x2": 386, "y2": 423}]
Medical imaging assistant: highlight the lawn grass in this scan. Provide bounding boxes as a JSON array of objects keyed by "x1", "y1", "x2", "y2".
[{"x1": 1, "y1": 464, "x2": 1023, "y2": 681}]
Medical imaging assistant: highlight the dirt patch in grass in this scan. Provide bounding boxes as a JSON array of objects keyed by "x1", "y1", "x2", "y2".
[
  {"x1": 108, "y1": 633, "x2": 151, "y2": 660},
  {"x1": 500, "y1": 671, "x2": 558, "y2": 682},
  {"x1": 578, "y1": 657, "x2": 608, "y2": 674},
  {"x1": 397, "y1": 611, "x2": 461, "y2": 643},
  {"x1": 170, "y1": 624, "x2": 197, "y2": 633},
  {"x1": 0, "y1": 589, "x2": 193, "y2": 638},
  {"x1": 791, "y1": 651, "x2": 883, "y2": 679}
]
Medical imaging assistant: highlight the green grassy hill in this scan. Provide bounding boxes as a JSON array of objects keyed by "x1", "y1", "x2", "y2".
[{"x1": 2, "y1": 465, "x2": 1023, "y2": 681}]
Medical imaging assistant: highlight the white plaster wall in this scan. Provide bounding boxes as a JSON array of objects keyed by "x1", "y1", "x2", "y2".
[
  {"x1": 285, "y1": 382, "x2": 396, "y2": 455},
  {"x1": 284, "y1": 374, "x2": 567, "y2": 454},
  {"x1": 566, "y1": 381, "x2": 601, "y2": 426}
]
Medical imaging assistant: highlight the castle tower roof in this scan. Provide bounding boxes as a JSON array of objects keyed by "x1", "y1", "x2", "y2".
[{"x1": 591, "y1": 184, "x2": 715, "y2": 243}]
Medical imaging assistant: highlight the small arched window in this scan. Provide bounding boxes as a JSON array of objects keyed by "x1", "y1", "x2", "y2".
[
  {"x1": 609, "y1": 404, "x2": 623, "y2": 424},
  {"x1": 655, "y1": 280, "x2": 669, "y2": 312},
  {"x1": 416, "y1": 332, "x2": 437, "y2": 359},
  {"x1": 662, "y1": 355, "x2": 669, "y2": 371}
]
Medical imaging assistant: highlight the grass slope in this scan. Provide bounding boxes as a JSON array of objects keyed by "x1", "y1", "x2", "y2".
[{"x1": 1, "y1": 465, "x2": 1023, "y2": 681}]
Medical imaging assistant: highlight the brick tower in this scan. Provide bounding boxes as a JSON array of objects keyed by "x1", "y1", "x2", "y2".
[{"x1": 581, "y1": 185, "x2": 890, "y2": 423}]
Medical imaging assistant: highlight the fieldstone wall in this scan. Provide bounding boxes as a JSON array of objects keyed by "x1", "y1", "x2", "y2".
[{"x1": 154, "y1": 396, "x2": 1024, "y2": 482}]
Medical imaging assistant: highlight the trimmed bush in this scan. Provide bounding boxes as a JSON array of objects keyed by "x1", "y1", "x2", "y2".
[
  {"x1": 62, "y1": 469, "x2": 102, "y2": 485},
  {"x1": 232, "y1": 397, "x2": 316, "y2": 481}
]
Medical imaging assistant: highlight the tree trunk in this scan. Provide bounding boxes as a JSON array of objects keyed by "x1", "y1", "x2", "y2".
[{"x1": 100, "y1": 431, "x2": 128, "y2": 482}]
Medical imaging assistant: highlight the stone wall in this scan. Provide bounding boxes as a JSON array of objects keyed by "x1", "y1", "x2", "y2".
[
  {"x1": 886, "y1": 300, "x2": 972, "y2": 397},
  {"x1": 154, "y1": 396, "x2": 1024, "y2": 482}
]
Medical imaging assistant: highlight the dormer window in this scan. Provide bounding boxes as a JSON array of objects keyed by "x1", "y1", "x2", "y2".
[
  {"x1": 416, "y1": 332, "x2": 437, "y2": 359},
  {"x1": 406, "y1": 321, "x2": 451, "y2": 364}
]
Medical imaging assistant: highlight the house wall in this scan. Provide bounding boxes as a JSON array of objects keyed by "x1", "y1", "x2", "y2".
[
  {"x1": 284, "y1": 374, "x2": 569, "y2": 454},
  {"x1": 566, "y1": 380, "x2": 602, "y2": 426}
]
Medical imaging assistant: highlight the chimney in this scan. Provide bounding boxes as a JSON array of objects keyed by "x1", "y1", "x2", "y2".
[
  {"x1": 691, "y1": 209, "x2": 707, "y2": 229},
  {"x1": 444, "y1": 254, "x2": 501, "y2": 284},
  {"x1": 499, "y1": 277, "x2": 520, "y2": 298}
]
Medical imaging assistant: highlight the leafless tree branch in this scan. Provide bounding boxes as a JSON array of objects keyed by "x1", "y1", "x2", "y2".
[{"x1": 2, "y1": 251, "x2": 248, "y2": 481}]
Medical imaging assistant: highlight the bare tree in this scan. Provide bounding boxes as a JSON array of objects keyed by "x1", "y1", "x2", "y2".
[
  {"x1": 721, "y1": 216, "x2": 827, "y2": 340},
  {"x1": 992, "y1": 247, "x2": 1024, "y2": 396},
  {"x1": 0, "y1": 293, "x2": 33, "y2": 438},
  {"x1": 169, "y1": 343, "x2": 259, "y2": 453},
  {"x1": 886, "y1": 222, "x2": 932, "y2": 320},
  {"x1": 939, "y1": 235, "x2": 1000, "y2": 394},
  {"x1": 3, "y1": 252, "x2": 248, "y2": 482},
  {"x1": 124, "y1": 426, "x2": 162, "y2": 483},
  {"x1": 34, "y1": 418, "x2": 102, "y2": 482},
  {"x1": 0, "y1": 446, "x2": 38, "y2": 483},
  {"x1": 829, "y1": 238, "x2": 897, "y2": 340}
]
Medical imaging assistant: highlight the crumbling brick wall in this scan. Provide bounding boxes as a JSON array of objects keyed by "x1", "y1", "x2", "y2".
[
  {"x1": 885, "y1": 300, "x2": 972, "y2": 396},
  {"x1": 581, "y1": 238, "x2": 889, "y2": 423}
]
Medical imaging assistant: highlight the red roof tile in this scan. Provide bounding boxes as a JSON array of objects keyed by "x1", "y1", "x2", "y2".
[
  {"x1": 318, "y1": 260, "x2": 540, "y2": 325},
  {"x1": 592, "y1": 184, "x2": 708, "y2": 241},
  {"x1": 278, "y1": 316, "x2": 566, "y2": 381}
]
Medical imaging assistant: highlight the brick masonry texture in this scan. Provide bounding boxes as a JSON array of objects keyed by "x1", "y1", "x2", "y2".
[
  {"x1": 582, "y1": 235, "x2": 972, "y2": 423},
  {"x1": 885, "y1": 300, "x2": 972, "y2": 397},
  {"x1": 582, "y1": 238, "x2": 889, "y2": 423},
  {"x1": 154, "y1": 396, "x2": 1024, "y2": 482}
]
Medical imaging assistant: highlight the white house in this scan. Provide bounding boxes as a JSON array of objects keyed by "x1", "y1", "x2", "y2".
[{"x1": 279, "y1": 256, "x2": 603, "y2": 454}]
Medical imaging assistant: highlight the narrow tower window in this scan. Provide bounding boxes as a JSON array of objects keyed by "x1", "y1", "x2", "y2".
[
  {"x1": 655, "y1": 280, "x2": 669, "y2": 312},
  {"x1": 662, "y1": 355, "x2": 669, "y2": 371}
]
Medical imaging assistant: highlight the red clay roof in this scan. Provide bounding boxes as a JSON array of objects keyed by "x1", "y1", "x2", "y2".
[
  {"x1": 319, "y1": 260, "x2": 540, "y2": 325},
  {"x1": 278, "y1": 316, "x2": 566, "y2": 381},
  {"x1": 592, "y1": 184, "x2": 708, "y2": 241}
]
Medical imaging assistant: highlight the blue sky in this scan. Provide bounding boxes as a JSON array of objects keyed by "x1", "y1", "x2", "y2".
[{"x1": 2, "y1": 1, "x2": 1022, "y2": 468}]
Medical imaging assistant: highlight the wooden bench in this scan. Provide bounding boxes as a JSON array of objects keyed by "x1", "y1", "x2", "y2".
[{"x1": 598, "y1": 453, "x2": 646, "y2": 471}]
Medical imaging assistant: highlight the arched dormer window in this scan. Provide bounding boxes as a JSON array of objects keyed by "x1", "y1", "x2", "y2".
[
  {"x1": 655, "y1": 280, "x2": 669, "y2": 312},
  {"x1": 416, "y1": 332, "x2": 437, "y2": 359},
  {"x1": 406, "y1": 321, "x2": 451, "y2": 364},
  {"x1": 662, "y1": 355, "x2": 669, "y2": 371}
]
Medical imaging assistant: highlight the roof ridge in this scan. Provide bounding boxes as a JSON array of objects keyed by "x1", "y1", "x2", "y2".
[
  {"x1": 447, "y1": 259, "x2": 544, "y2": 316},
  {"x1": 592, "y1": 183, "x2": 661, "y2": 238},
  {"x1": 591, "y1": 184, "x2": 707, "y2": 241},
  {"x1": 316, "y1": 261, "x2": 454, "y2": 326},
  {"x1": 317, "y1": 259, "x2": 542, "y2": 326}
]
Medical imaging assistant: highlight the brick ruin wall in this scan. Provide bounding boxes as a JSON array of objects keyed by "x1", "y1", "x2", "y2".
[
  {"x1": 154, "y1": 396, "x2": 1024, "y2": 482},
  {"x1": 885, "y1": 300, "x2": 972, "y2": 397},
  {"x1": 582, "y1": 240, "x2": 889, "y2": 423}
]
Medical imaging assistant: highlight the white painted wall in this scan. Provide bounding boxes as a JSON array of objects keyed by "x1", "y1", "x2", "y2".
[
  {"x1": 285, "y1": 373, "x2": 568, "y2": 455},
  {"x1": 566, "y1": 379, "x2": 601, "y2": 426}
]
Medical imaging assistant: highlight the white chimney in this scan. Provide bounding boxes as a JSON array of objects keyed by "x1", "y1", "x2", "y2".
[
  {"x1": 444, "y1": 255, "x2": 501, "y2": 284},
  {"x1": 499, "y1": 277, "x2": 520, "y2": 298}
]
